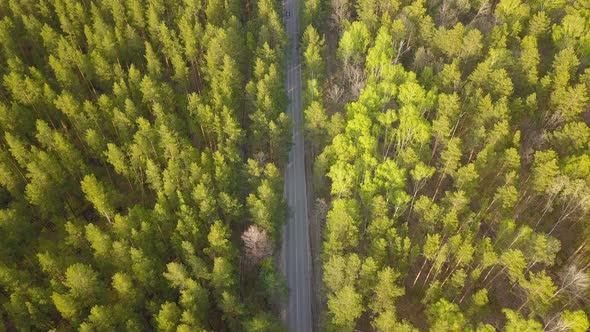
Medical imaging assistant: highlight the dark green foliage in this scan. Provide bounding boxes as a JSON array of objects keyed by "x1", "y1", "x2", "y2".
[{"x1": 0, "y1": 0, "x2": 290, "y2": 330}]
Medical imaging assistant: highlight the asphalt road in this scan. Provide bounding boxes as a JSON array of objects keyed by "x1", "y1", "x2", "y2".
[{"x1": 281, "y1": 0, "x2": 313, "y2": 329}]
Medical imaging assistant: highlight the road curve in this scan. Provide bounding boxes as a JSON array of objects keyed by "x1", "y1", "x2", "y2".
[{"x1": 281, "y1": 0, "x2": 313, "y2": 329}]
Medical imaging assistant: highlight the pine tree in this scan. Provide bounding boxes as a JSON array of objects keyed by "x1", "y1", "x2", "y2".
[{"x1": 81, "y1": 174, "x2": 116, "y2": 222}]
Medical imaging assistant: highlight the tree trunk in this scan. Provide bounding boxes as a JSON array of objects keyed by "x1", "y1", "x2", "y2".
[{"x1": 412, "y1": 258, "x2": 429, "y2": 287}]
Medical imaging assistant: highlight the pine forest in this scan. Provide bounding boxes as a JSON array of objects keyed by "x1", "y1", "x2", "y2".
[{"x1": 1, "y1": 0, "x2": 590, "y2": 331}]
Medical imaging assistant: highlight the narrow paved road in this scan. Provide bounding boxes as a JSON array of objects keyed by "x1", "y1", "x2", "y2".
[{"x1": 281, "y1": 0, "x2": 313, "y2": 329}]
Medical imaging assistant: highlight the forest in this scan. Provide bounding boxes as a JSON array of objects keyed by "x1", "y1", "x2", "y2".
[
  {"x1": 2, "y1": 0, "x2": 590, "y2": 331},
  {"x1": 302, "y1": 0, "x2": 590, "y2": 330},
  {"x1": 0, "y1": 0, "x2": 291, "y2": 330}
]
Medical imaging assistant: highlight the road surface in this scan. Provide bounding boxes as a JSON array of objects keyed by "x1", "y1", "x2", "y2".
[{"x1": 281, "y1": 0, "x2": 313, "y2": 330}]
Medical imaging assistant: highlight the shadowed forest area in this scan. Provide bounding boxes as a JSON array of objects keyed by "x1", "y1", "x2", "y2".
[{"x1": 300, "y1": 0, "x2": 590, "y2": 330}]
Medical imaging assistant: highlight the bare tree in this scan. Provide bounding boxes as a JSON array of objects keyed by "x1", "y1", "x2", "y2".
[
  {"x1": 312, "y1": 198, "x2": 329, "y2": 226},
  {"x1": 544, "y1": 264, "x2": 590, "y2": 330},
  {"x1": 330, "y1": 0, "x2": 351, "y2": 32},
  {"x1": 534, "y1": 175, "x2": 566, "y2": 229},
  {"x1": 467, "y1": 0, "x2": 497, "y2": 33},
  {"x1": 546, "y1": 315, "x2": 579, "y2": 332},
  {"x1": 342, "y1": 62, "x2": 366, "y2": 101},
  {"x1": 253, "y1": 151, "x2": 267, "y2": 167},
  {"x1": 242, "y1": 225, "x2": 274, "y2": 266},
  {"x1": 327, "y1": 81, "x2": 344, "y2": 106},
  {"x1": 549, "y1": 178, "x2": 590, "y2": 235},
  {"x1": 433, "y1": 0, "x2": 471, "y2": 27},
  {"x1": 553, "y1": 264, "x2": 589, "y2": 300}
]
